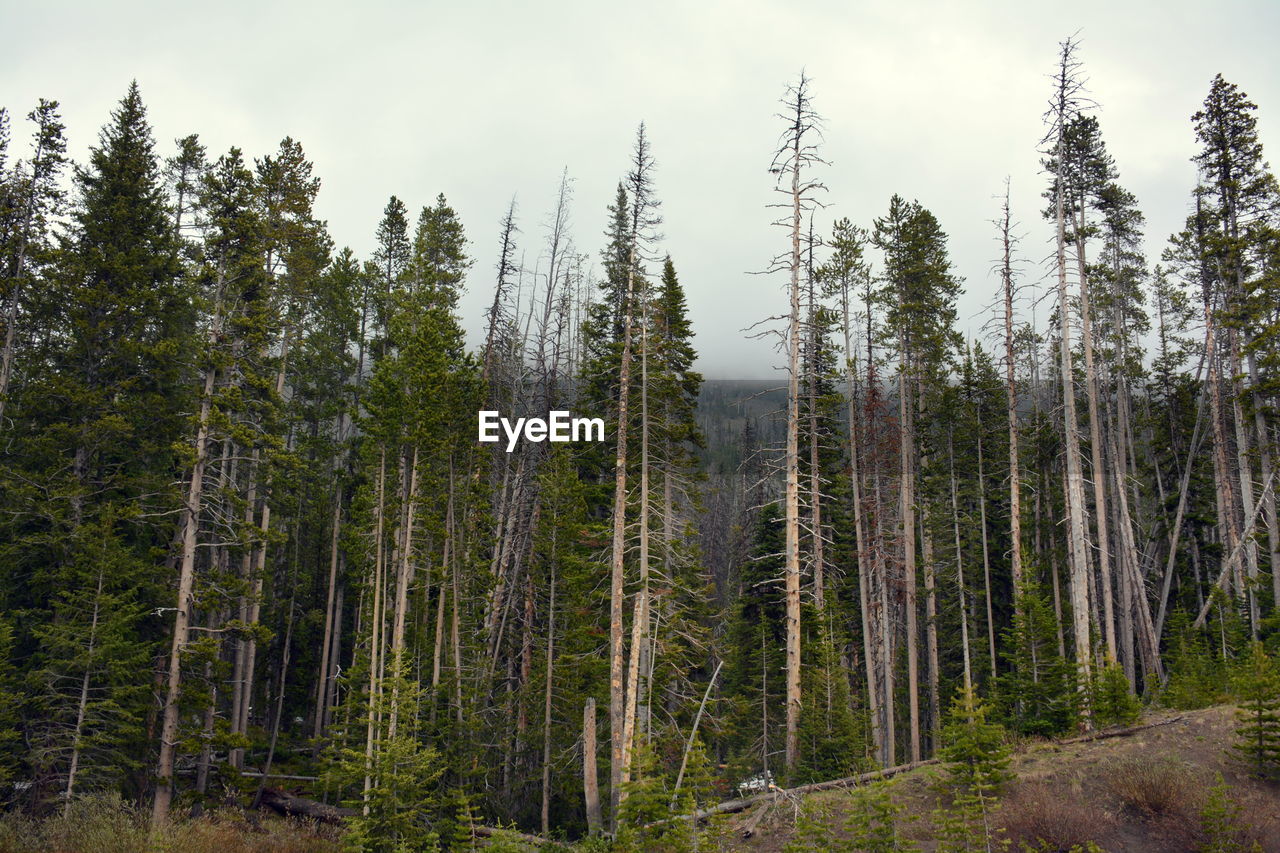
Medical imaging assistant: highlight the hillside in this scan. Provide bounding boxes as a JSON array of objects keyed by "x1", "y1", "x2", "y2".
[{"x1": 719, "y1": 705, "x2": 1280, "y2": 852}]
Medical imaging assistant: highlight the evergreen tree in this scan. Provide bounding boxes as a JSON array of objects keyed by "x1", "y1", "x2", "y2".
[
  {"x1": 1232, "y1": 641, "x2": 1280, "y2": 778},
  {"x1": 998, "y1": 581, "x2": 1077, "y2": 736},
  {"x1": 0, "y1": 98, "x2": 67, "y2": 428},
  {"x1": 935, "y1": 685, "x2": 1011, "y2": 853}
]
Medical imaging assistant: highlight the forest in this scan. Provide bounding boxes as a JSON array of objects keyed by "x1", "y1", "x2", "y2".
[{"x1": 1, "y1": 33, "x2": 1279, "y2": 852}]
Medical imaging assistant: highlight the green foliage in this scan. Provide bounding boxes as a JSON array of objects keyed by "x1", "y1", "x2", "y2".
[
  {"x1": 842, "y1": 782, "x2": 914, "y2": 852},
  {"x1": 782, "y1": 800, "x2": 835, "y2": 853},
  {"x1": 1089, "y1": 658, "x2": 1141, "y2": 727},
  {"x1": 936, "y1": 685, "x2": 1012, "y2": 853},
  {"x1": 613, "y1": 742, "x2": 693, "y2": 853},
  {"x1": 871, "y1": 193, "x2": 962, "y2": 370},
  {"x1": 1198, "y1": 774, "x2": 1262, "y2": 853},
  {"x1": 1164, "y1": 610, "x2": 1231, "y2": 709},
  {"x1": 1231, "y1": 641, "x2": 1280, "y2": 778},
  {"x1": 781, "y1": 788, "x2": 918, "y2": 853},
  {"x1": 0, "y1": 620, "x2": 19, "y2": 789},
  {"x1": 998, "y1": 580, "x2": 1077, "y2": 736},
  {"x1": 795, "y1": 621, "x2": 867, "y2": 784},
  {"x1": 324, "y1": 657, "x2": 447, "y2": 852}
]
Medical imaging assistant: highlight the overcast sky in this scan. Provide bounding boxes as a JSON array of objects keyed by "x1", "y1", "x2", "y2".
[{"x1": 4, "y1": 0, "x2": 1278, "y2": 378}]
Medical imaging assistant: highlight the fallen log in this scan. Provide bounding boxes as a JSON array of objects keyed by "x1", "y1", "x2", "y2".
[
  {"x1": 661, "y1": 714, "x2": 1188, "y2": 830},
  {"x1": 256, "y1": 789, "x2": 550, "y2": 847},
  {"x1": 738, "y1": 799, "x2": 774, "y2": 838},
  {"x1": 1054, "y1": 714, "x2": 1185, "y2": 746},
  {"x1": 686, "y1": 758, "x2": 939, "y2": 821},
  {"x1": 258, "y1": 787, "x2": 355, "y2": 824},
  {"x1": 472, "y1": 825, "x2": 549, "y2": 847}
]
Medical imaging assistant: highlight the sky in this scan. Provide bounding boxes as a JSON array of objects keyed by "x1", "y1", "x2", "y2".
[{"x1": 3, "y1": 0, "x2": 1278, "y2": 378}]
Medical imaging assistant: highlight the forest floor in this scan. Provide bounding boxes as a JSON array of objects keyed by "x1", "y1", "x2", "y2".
[
  {"x1": 719, "y1": 704, "x2": 1280, "y2": 852},
  {"x1": 5, "y1": 706, "x2": 1276, "y2": 851}
]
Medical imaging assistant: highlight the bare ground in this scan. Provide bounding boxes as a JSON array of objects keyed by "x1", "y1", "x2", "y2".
[{"x1": 716, "y1": 705, "x2": 1280, "y2": 852}]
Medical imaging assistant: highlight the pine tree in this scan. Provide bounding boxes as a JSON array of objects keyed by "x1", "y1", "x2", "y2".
[
  {"x1": 1191, "y1": 75, "x2": 1280, "y2": 619},
  {"x1": 999, "y1": 580, "x2": 1077, "y2": 737},
  {"x1": 1198, "y1": 773, "x2": 1262, "y2": 853},
  {"x1": 1232, "y1": 641, "x2": 1280, "y2": 778},
  {"x1": 1089, "y1": 658, "x2": 1141, "y2": 727},
  {"x1": 0, "y1": 98, "x2": 67, "y2": 428},
  {"x1": 873, "y1": 193, "x2": 961, "y2": 758},
  {"x1": 935, "y1": 685, "x2": 1011, "y2": 853}
]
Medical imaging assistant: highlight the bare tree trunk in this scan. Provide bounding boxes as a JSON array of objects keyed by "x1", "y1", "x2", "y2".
[
  {"x1": 1205, "y1": 301, "x2": 1243, "y2": 604},
  {"x1": 229, "y1": 454, "x2": 257, "y2": 771},
  {"x1": 1227, "y1": 330, "x2": 1261, "y2": 635},
  {"x1": 1000, "y1": 185, "x2": 1024, "y2": 612},
  {"x1": 1074, "y1": 213, "x2": 1118, "y2": 663},
  {"x1": 807, "y1": 248, "x2": 826, "y2": 611},
  {"x1": 315, "y1": 487, "x2": 343, "y2": 740},
  {"x1": 950, "y1": 435, "x2": 973, "y2": 691},
  {"x1": 782, "y1": 118, "x2": 805, "y2": 776},
  {"x1": 363, "y1": 449, "x2": 387, "y2": 813},
  {"x1": 431, "y1": 479, "x2": 453, "y2": 720},
  {"x1": 1110, "y1": 428, "x2": 1161, "y2": 683},
  {"x1": 65, "y1": 568, "x2": 104, "y2": 808},
  {"x1": 1155, "y1": 390, "x2": 1207, "y2": 641},
  {"x1": 840, "y1": 286, "x2": 880, "y2": 763},
  {"x1": 253, "y1": 588, "x2": 296, "y2": 810},
  {"x1": 919, "y1": 377, "x2": 939, "y2": 750},
  {"x1": 153, "y1": 287, "x2": 223, "y2": 823},
  {"x1": 976, "y1": 427, "x2": 997, "y2": 683},
  {"x1": 621, "y1": 281, "x2": 652, "y2": 788},
  {"x1": 900, "y1": 345, "x2": 921, "y2": 760},
  {"x1": 1052, "y1": 83, "x2": 1094, "y2": 720},
  {"x1": 1247, "y1": 351, "x2": 1280, "y2": 609},
  {"x1": 326, "y1": 584, "x2": 344, "y2": 720},
  {"x1": 583, "y1": 698, "x2": 602, "y2": 835},
  {"x1": 540, "y1": 550, "x2": 557, "y2": 837},
  {"x1": 387, "y1": 446, "x2": 420, "y2": 739}
]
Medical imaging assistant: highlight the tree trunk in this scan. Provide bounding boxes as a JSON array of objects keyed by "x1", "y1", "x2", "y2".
[
  {"x1": 1001, "y1": 186, "x2": 1024, "y2": 614},
  {"x1": 1054, "y1": 110, "x2": 1094, "y2": 721},
  {"x1": 540, "y1": 549, "x2": 557, "y2": 837},
  {"x1": 1074, "y1": 211, "x2": 1118, "y2": 664},
  {"x1": 782, "y1": 110, "x2": 804, "y2": 774},
  {"x1": 583, "y1": 698, "x2": 602, "y2": 835},
  {"x1": 899, "y1": 344, "x2": 921, "y2": 760},
  {"x1": 314, "y1": 486, "x2": 343, "y2": 741},
  {"x1": 153, "y1": 284, "x2": 224, "y2": 823},
  {"x1": 840, "y1": 288, "x2": 881, "y2": 764}
]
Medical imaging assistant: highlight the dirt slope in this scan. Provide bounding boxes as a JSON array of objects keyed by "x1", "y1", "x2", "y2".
[{"x1": 719, "y1": 706, "x2": 1280, "y2": 852}]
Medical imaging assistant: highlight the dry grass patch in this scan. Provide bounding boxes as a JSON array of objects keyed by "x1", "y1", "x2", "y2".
[
  {"x1": 1104, "y1": 756, "x2": 1201, "y2": 820},
  {"x1": 998, "y1": 780, "x2": 1112, "y2": 851},
  {"x1": 0, "y1": 794, "x2": 341, "y2": 853}
]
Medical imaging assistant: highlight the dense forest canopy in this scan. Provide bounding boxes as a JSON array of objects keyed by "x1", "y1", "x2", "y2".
[{"x1": 2, "y1": 22, "x2": 1280, "y2": 853}]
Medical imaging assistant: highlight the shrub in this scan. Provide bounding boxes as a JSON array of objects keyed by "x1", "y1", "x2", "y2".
[
  {"x1": 998, "y1": 781, "x2": 1109, "y2": 850},
  {"x1": 1104, "y1": 757, "x2": 1199, "y2": 821}
]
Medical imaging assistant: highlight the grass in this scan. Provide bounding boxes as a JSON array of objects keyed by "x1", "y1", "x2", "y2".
[
  {"x1": 0, "y1": 793, "x2": 341, "y2": 853},
  {"x1": 998, "y1": 780, "x2": 1110, "y2": 851}
]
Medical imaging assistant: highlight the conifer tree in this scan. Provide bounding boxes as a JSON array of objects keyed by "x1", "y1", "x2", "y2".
[
  {"x1": 935, "y1": 685, "x2": 1011, "y2": 853},
  {"x1": 1232, "y1": 641, "x2": 1280, "y2": 778},
  {"x1": 0, "y1": 98, "x2": 66, "y2": 428},
  {"x1": 873, "y1": 193, "x2": 961, "y2": 758}
]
